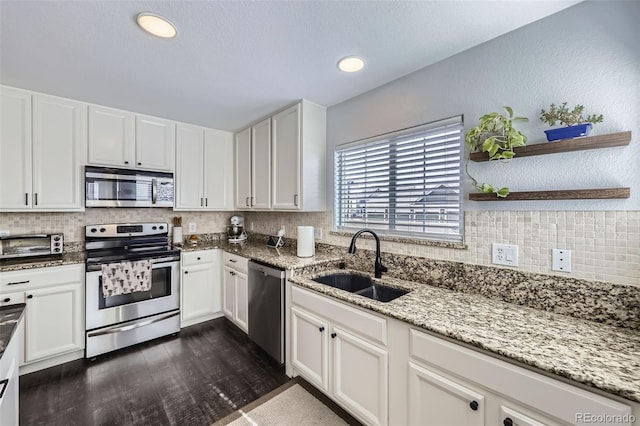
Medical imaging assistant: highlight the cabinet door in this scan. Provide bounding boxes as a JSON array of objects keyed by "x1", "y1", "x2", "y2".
[
  {"x1": 88, "y1": 105, "x2": 135, "y2": 167},
  {"x1": 235, "y1": 127, "x2": 252, "y2": 209},
  {"x1": 32, "y1": 94, "x2": 86, "y2": 210},
  {"x1": 175, "y1": 124, "x2": 204, "y2": 209},
  {"x1": 333, "y1": 326, "x2": 389, "y2": 426},
  {"x1": 234, "y1": 270, "x2": 249, "y2": 332},
  {"x1": 0, "y1": 87, "x2": 32, "y2": 210},
  {"x1": 25, "y1": 284, "x2": 84, "y2": 363},
  {"x1": 203, "y1": 128, "x2": 234, "y2": 210},
  {"x1": 181, "y1": 263, "x2": 215, "y2": 324},
  {"x1": 271, "y1": 104, "x2": 301, "y2": 210},
  {"x1": 408, "y1": 361, "x2": 485, "y2": 426},
  {"x1": 136, "y1": 114, "x2": 175, "y2": 171},
  {"x1": 291, "y1": 307, "x2": 329, "y2": 391},
  {"x1": 251, "y1": 118, "x2": 271, "y2": 209},
  {"x1": 222, "y1": 266, "x2": 235, "y2": 320}
]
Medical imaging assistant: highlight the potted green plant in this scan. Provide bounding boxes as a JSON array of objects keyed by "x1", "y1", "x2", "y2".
[
  {"x1": 539, "y1": 102, "x2": 603, "y2": 141},
  {"x1": 465, "y1": 106, "x2": 528, "y2": 198}
]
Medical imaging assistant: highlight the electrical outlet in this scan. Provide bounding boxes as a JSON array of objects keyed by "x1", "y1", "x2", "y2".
[
  {"x1": 188, "y1": 222, "x2": 197, "y2": 233},
  {"x1": 280, "y1": 225, "x2": 285, "y2": 234},
  {"x1": 250, "y1": 222, "x2": 254, "y2": 231},
  {"x1": 314, "y1": 227, "x2": 323, "y2": 240},
  {"x1": 0, "y1": 230, "x2": 9, "y2": 237},
  {"x1": 552, "y1": 249, "x2": 572, "y2": 272},
  {"x1": 492, "y1": 243, "x2": 519, "y2": 267}
]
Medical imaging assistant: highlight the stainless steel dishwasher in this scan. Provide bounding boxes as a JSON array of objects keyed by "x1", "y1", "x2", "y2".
[{"x1": 248, "y1": 260, "x2": 285, "y2": 365}]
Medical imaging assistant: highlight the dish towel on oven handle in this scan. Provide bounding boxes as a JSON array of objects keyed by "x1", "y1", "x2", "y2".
[{"x1": 101, "y1": 260, "x2": 153, "y2": 298}]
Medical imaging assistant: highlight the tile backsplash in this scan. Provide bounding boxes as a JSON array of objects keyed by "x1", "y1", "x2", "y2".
[
  {"x1": 1, "y1": 209, "x2": 638, "y2": 286},
  {"x1": 246, "y1": 210, "x2": 640, "y2": 287}
]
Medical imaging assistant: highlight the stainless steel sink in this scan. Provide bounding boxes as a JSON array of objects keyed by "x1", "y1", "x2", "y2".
[{"x1": 312, "y1": 273, "x2": 409, "y2": 302}]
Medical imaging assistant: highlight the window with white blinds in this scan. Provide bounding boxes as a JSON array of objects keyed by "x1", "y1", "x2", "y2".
[{"x1": 334, "y1": 116, "x2": 463, "y2": 243}]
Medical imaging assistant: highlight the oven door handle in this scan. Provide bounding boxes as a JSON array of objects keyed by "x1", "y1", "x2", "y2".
[
  {"x1": 86, "y1": 311, "x2": 179, "y2": 337},
  {"x1": 151, "y1": 178, "x2": 158, "y2": 204}
]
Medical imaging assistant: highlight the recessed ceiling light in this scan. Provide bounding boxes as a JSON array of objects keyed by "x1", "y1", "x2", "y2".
[
  {"x1": 136, "y1": 12, "x2": 177, "y2": 38},
  {"x1": 338, "y1": 56, "x2": 365, "y2": 73}
]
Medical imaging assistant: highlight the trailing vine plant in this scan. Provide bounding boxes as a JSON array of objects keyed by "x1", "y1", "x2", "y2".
[{"x1": 465, "y1": 106, "x2": 528, "y2": 198}]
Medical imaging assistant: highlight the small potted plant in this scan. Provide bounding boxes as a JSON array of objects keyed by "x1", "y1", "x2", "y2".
[
  {"x1": 465, "y1": 106, "x2": 528, "y2": 198},
  {"x1": 539, "y1": 102, "x2": 603, "y2": 142}
]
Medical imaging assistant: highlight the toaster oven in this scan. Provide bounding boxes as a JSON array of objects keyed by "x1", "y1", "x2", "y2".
[{"x1": 0, "y1": 234, "x2": 64, "y2": 259}]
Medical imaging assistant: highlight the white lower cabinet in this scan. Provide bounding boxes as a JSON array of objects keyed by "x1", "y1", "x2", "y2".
[
  {"x1": 180, "y1": 249, "x2": 223, "y2": 328},
  {"x1": 0, "y1": 312, "x2": 20, "y2": 425},
  {"x1": 222, "y1": 253, "x2": 249, "y2": 332},
  {"x1": 0, "y1": 264, "x2": 85, "y2": 374},
  {"x1": 290, "y1": 285, "x2": 388, "y2": 426}
]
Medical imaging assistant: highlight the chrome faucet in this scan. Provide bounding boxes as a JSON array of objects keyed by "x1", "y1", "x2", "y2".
[{"x1": 348, "y1": 229, "x2": 388, "y2": 278}]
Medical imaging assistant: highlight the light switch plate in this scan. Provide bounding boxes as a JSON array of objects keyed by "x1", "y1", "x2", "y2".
[
  {"x1": 552, "y1": 248, "x2": 572, "y2": 272},
  {"x1": 492, "y1": 243, "x2": 519, "y2": 267},
  {"x1": 188, "y1": 222, "x2": 197, "y2": 233},
  {"x1": 314, "y1": 227, "x2": 323, "y2": 240}
]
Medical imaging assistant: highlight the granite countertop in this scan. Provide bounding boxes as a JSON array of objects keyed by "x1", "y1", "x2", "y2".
[
  {"x1": 178, "y1": 240, "x2": 342, "y2": 270},
  {"x1": 0, "y1": 304, "x2": 25, "y2": 358},
  {"x1": 289, "y1": 268, "x2": 640, "y2": 403},
  {"x1": 0, "y1": 251, "x2": 85, "y2": 273}
]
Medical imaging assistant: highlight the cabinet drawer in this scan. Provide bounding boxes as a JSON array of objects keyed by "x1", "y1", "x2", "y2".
[
  {"x1": 0, "y1": 264, "x2": 84, "y2": 291},
  {"x1": 292, "y1": 285, "x2": 387, "y2": 346},
  {"x1": 181, "y1": 249, "x2": 215, "y2": 267},
  {"x1": 223, "y1": 252, "x2": 248, "y2": 272},
  {"x1": 409, "y1": 328, "x2": 631, "y2": 425},
  {"x1": 0, "y1": 291, "x2": 25, "y2": 307}
]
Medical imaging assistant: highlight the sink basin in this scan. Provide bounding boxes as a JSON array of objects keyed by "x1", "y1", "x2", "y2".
[{"x1": 312, "y1": 273, "x2": 409, "y2": 302}]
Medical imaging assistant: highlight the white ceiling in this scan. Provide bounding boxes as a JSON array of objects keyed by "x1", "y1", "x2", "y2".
[{"x1": 0, "y1": 0, "x2": 580, "y2": 132}]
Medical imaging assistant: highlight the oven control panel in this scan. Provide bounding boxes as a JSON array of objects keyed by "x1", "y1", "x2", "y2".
[{"x1": 85, "y1": 223, "x2": 167, "y2": 238}]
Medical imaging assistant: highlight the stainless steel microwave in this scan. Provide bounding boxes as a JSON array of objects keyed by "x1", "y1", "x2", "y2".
[
  {"x1": 0, "y1": 234, "x2": 64, "y2": 259},
  {"x1": 85, "y1": 166, "x2": 174, "y2": 208}
]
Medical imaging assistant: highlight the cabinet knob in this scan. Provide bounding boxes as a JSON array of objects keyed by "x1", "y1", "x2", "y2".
[
  {"x1": 318, "y1": 326, "x2": 325, "y2": 332},
  {"x1": 469, "y1": 400, "x2": 479, "y2": 411},
  {"x1": 27, "y1": 294, "x2": 33, "y2": 299},
  {"x1": 330, "y1": 332, "x2": 337, "y2": 339},
  {"x1": 184, "y1": 271, "x2": 189, "y2": 274},
  {"x1": 3, "y1": 298, "x2": 10, "y2": 303},
  {"x1": 137, "y1": 162, "x2": 142, "y2": 166},
  {"x1": 197, "y1": 257, "x2": 201, "y2": 261},
  {"x1": 503, "y1": 418, "x2": 513, "y2": 426},
  {"x1": 124, "y1": 161, "x2": 129, "y2": 165}
]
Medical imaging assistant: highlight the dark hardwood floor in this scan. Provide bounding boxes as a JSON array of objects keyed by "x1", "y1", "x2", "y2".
[{"x1": 19, "y1": 318, "x2": 289, "y2": 426}]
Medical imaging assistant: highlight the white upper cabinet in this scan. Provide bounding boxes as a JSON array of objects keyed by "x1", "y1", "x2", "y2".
[
  {"x1": 175, "y1": 123, "x2": 233, "y2": 211},
  {"x1": 251, "y1": 118, "x2": 272, "y2": 209},
  {"x1": 0, "y1": 87, "x2": 85, "y2": 212},
  {"x1": 234, "y1": 100, "x2": 326, "y2": 211},
  {"x1": 0, "y1": 86, "x2": 32, "y2": 210},
  {"x1": 87, "y1": 105, "x2": 135, "y2": 167},
  {"x1": 135, "y1": 114, "x2": 175, "y2": 171},
  {"x1": 88, "y1": 106, "x2": 175, "y2": 172},
  {"x1": 234, "y1": 127, "x2": 252, "y2": 208}
]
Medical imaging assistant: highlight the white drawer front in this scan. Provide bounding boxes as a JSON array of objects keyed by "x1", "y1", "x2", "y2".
[
  {"x1": 0, "y1": 264, "x2": 84, "y2": 291},
  {"x1": 0, "y1": 291, "x2": 25, "y2": 307},
  {"x1": 292, "y1": 285, "x2": 387, "y2": 346},
  {"x1": 409, "y1": 328, "x2": 631, "y2": 425},
  {"x1": 181, "y1": 249, "x2": 215, "y2": 267},
  {"x1": 222, "y1": 252, "x2": 248, "y2": 272}
]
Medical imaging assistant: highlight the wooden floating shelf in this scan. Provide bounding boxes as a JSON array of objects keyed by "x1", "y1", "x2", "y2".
[
  {"x1": 469, "y1": 187, "x2": 630, "y2": 201},
  {"x1": 469, "y1": 131, "x2": 631, "y2": 162}
]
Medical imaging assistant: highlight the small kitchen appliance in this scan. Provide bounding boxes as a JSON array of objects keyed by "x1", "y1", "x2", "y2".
[
  {"x1": 0, "y1": 233, "x2": 64, "y2": 259},
  {"x1": 227, "y1": 215, "x2": 248, "y2": 244}
]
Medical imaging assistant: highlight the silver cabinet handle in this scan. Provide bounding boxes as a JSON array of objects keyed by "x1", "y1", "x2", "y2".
[
  {"x1": 294, "y1": 194, "x2": 299, "y2": 206},
  {"x1": 205, "y1": 198, "x2": 208, "y2": 207},
  {"x1": 34, "y1": 193, "x2": 38, "y2": 206},
  {"x1": 245, "y1": 197, "x2": 249, "y2": 207},
  {"x1": 151, "y1": 179, "x2": 158, "y2": 204},
  {"x1": 201, "y1": 197, "x2": 204, "y2": 207},
  {"x1": 25, "y1": 193, "x2": 28, "y2": 206},
  {"x1": 250, "y1": 197, "x2": 254, "y2": 206},
  {"x1": 7, "y1": 280, "x2": 29, "y2": 286}
]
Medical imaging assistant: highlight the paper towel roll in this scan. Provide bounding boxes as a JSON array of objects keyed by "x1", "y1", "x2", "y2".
[
  {"x1": 297, "y1": 226, "x2": 315, "y2": 258},
  {"x1": 172, "y1": 226, "x2": 183, "y2": 245}
]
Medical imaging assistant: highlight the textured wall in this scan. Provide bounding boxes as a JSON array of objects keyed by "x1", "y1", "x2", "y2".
[{"x1": 326, "y1": 1, "x2": 639, "y2": 211}]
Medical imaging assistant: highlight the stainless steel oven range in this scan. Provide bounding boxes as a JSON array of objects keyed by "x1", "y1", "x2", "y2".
[{"x1": 84, "y1": 222, "x2": 180, "y2": 358}]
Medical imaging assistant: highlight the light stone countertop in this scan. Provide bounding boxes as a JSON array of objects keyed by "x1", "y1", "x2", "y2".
[
  {"x1": 0, "y1": 251, "x2": 85, "y2": 273},
  {"x1": 289, "y1": 268, "x2": 640, "y2": 404}
]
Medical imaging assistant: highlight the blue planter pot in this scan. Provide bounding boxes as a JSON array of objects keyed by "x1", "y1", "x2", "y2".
[{"x1": 544, "y1": 123, "x2": 593, "y2": 142}]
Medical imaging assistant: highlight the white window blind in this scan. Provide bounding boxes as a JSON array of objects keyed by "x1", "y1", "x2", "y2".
[{"x1": 334, "y1": 116, "x2": 463, "y2": 243}]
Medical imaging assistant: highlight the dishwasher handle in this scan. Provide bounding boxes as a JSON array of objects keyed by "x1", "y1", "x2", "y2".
[{"x1": 248, "y1": 260, "x2": 286, "y2": 279}]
